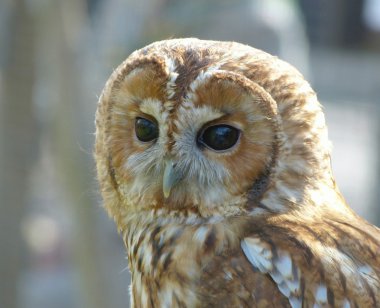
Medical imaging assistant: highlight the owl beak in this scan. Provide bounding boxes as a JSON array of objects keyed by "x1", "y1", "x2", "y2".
[{"x1": 163, "y1": 160, "x2": 182, "y2": 198}]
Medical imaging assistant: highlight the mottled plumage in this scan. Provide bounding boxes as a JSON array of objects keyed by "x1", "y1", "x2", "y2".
[{"x1": 94, "y1": 38, "x2": 380, "y2": 307}]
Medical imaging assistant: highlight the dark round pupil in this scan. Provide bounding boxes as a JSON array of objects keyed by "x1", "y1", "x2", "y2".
[
  {"x1": 135, "y1": 117, "x2": 158, "y2": 142},
  {"x1": 199, "y1": 125, "x2": 239, "y2": 151}
]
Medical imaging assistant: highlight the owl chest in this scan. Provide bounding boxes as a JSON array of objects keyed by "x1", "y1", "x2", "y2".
[
  {"x1": 126, "y1": 223, "x2": 220, "y2": 306},
  {"x1": 125, "y1": 222, "x2": 289, "y2": 307}
]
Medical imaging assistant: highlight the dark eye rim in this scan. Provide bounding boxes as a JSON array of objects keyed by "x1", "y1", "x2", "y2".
[
  {"x1": 135, "y1": 116, "x2": 159, "y2": 143},
  {"x1": 197, "y1": 123, "x2": 241, "y2": 152}
]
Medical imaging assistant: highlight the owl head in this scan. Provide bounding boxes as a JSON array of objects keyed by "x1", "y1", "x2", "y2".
[{"x1": 95, "y1": 38, "x2": 337, "y2": 224}]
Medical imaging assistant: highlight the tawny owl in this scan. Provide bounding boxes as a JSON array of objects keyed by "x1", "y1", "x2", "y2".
[{"x1": 94, "y1": 38, "x2": 380, "y2": 307}]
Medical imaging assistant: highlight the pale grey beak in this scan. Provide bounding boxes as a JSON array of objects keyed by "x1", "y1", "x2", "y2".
[{"x1": 163, "y1": 160, "x2": 182, "y2": 198}]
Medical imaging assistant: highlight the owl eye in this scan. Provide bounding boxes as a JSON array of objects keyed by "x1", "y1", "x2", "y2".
[
  {"x1": 135, "y1": 117, "x2": 159, "y2": 142},
  {"x1": 198, "y1": 124, "x2": 240, "y2": 151}
]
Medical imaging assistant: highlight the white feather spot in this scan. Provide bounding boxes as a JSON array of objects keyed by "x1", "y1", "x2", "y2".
[
  {"x1": 164, "y1": 57, "x2": 178, "y2": 99},
  {"x1": 224, "y1": 270, "x2": 233, "y2": 281},
  {"x1": 342, "y1": 298, "x2": 351, "y2": 308},
  {"x1": 284, "y1": 277, "x2": 300, "y2": 294},
  {"x1": 315, "y1": 284, "x2": 327, "y2": 304},
  {"x1": 275, "y1": 252, "x2": 293, "y2": 279},
  {"x1": 185, "y1": 215, "x2": 202, "y2": 225},
  {"x1": 358, "y1": 264, "x2": 373, "y2": 276},
  {"x1": 278, "y1": 281, "x2": 291, "y2": 297},
  {"x1": 289, "y1": 296, "x2": 302, "y2": 308},
  {"x1": 188, "y1": 64, "x2": 222, "y2": 93},
  {"x1": 139, "y1": 98, "x2": 163, "y2": 120},
  {"x1": 141, "y1": 286, "x2": 148, "y2": 307},
  {"x1": 270, "y1": 269, "x2": 284, "y2": 284},
  {"x1": 193, "y1": 226, "x2": 209, "y2": 244},
  {"x1": 241, "y1": 238, "x2": 273, "y2": 272},
  {"x1": 159, "y1": 285, "x2": 174, "y2": 308},
  {"x1": 141, "y1": 245, "x2": 153, "y2": 273},
  {"x1": 358, "y1": 264, "x2": 379, "y2": 289},
  {"x1": 242, "y1": 240, "x2": 303, "y2": 306}
]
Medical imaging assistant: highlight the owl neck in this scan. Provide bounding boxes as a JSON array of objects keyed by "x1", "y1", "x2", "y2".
[
  {"x1": 123, "y1": 209, "x2": 235, "y2": 267},
  {"x1": 122, "y1": 210, "x2": 239, "y2": 306}
]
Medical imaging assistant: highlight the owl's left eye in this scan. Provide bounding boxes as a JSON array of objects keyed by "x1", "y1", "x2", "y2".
[
  {"x1": 198, "y1": 124, "x2": 240, "y2": 151},
  {"x1": 135, "y1": 117, "x2": 159, "y2": 142}
]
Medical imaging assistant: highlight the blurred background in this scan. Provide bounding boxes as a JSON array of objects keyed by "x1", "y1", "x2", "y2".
[{"x1": 1, "y1": 0, "x2": 379, "y2": 307}]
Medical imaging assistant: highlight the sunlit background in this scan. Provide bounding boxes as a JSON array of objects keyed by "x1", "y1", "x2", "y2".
[{"x1": 1, "y1": 0, "x2": 379, "y2": 307}]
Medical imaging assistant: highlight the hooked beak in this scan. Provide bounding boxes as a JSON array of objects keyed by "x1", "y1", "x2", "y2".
[{"x1": 163, "y1": 160, "x2": 182, "y2": 198}]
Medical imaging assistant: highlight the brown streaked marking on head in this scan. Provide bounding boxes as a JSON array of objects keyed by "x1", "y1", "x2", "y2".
[
  {"x1": 163, "y1": 48, "x2": 216, "y2": 152},
  {"x1": 172, "y1": 48, "x2": 215, "y2": 101}
]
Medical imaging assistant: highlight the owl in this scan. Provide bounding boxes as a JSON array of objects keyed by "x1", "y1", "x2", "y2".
[{"x1": 94, "y1": 38, "x2": 380, "y2": 307}]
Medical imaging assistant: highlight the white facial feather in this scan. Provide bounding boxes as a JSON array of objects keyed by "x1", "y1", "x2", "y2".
[{"x1": 164, "y1": 56, "x2": 179, "y2": 100}]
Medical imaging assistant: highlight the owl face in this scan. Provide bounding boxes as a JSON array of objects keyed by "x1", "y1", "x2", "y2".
[
  {"x1": 104, "y1": 60, "x2": 278, "y2": 216},
  {"x1": 96, "y1": 39, "x2": 333, "y2": 220}
]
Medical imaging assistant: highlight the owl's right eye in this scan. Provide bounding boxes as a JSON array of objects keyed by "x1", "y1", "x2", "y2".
[
  {"x1": 198, "y1": 124, "x2": 240, "y2": 151},
  {"x1": 135, "y1": 117, "x2": 159, "y2": 142}
]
